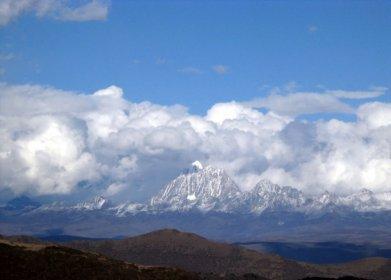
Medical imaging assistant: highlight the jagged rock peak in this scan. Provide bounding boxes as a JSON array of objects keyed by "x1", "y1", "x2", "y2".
[
  {"x1": 247, "y1": 179, "x2": 307, "y2": 213},
  {"x1": 150, "y1": 164, "x2": 243, "y2": 212},
  {"x1": 75, "y1": 196, "x2": 111, "y2": 210},
  {"x1": 252, "y1": 179, "x2": 280, "y2": 192},
  {"x1": 318, "y1": 190, "x2": 338, "y2": 200}
]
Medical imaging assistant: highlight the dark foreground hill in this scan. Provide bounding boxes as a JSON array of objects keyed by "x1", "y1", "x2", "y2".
[
  {"x1": 1, "y1": 237, "x2": 276, "y2": 280},
  {"x1": 67, "y1": 229, "x2": 391, "y2": 280},
  {"x1": 69, "y1": 229, "x2": 317, "y2": 280},
  {"x1": 1, "y1": 230, "x2": 390, "y2": 280},
  {"x1": 0, "y1": 238, "x2": 204, "y2": 280}
]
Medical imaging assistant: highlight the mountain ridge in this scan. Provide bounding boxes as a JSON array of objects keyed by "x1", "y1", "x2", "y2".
[
  {"x1": 1, "y1": 162, "x2": 390, "y2": 244},
  {"x1": 3, "y1": 162, "x2": 391, "y2": 216}
]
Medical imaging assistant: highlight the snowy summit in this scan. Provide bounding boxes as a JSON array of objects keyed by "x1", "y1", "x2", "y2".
[{"x1": 192, "y1": 161, "x2": 204, "y2": 172}]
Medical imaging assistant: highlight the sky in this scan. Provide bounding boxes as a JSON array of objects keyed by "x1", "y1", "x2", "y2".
[{"x1": 0, "y1": 0, "x2": 390, "y2": 203}]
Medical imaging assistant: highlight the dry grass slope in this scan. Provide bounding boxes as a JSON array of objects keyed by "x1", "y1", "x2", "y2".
[{"x1": 68, "y1": 229, "x2": 391, "y2": 280}]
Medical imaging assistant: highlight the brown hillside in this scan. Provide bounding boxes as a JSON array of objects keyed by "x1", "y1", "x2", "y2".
[
  {"x1": 0, "y1": 238, "x2": 202, "y2": 280},
  {"x1": 68, "y1": 229, "x2": 391, "y2": 280},
  {"x1": 68, "y1": 229, "x2": 326, "y2": 280}
]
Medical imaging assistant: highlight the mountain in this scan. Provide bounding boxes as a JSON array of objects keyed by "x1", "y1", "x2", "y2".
[
  {"x1": 305, "y1": 189, "x2": 391, "y2": 214},
  {"x1": 149, "y1": 161, "x2": 391, "y2": 214},
  {"x1": 6, "y1": 162, "x2": 390, "y2": 216},
  {"x1": 112, "y1": 202, "x2": 148, "y2": 217},
  {"x1": 246, "y1": 180, "x2": 307, "y2": 214},
  {"x1": 150, "y1": 163, "x2": 243, "y2": 212},
  {"x1": 3, "y1": 195, "x2": 41, "y2": 211},
  {"x1": 1, "y1": 162, "x2": 390, "y2": 244},
  {"x1": 340, "y1": 189, "x2": 391, "y2": 212},
  {"x1": 67, "y1": 229, "x2": 390, "y2": 280},
  {"x1": 22, "y1": 196, "x2": 113, "y2": 214},
  {"x1": 74, "y1": 196, "x2": 112, "y2": 211}
]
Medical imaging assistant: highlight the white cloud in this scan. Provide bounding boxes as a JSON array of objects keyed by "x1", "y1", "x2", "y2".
[
  {"x1": 308, "y1": 25, "x2": 318, "y2": 33},
  {"x1": 326, "y1": 87, "x2": 387, "y2": 99},
  {"x1": 156, "y1": 58, "x2": 166, "y2": 65},
  {"x1": 132, "y1": 59, "x2": 140, "y2": 64},
  {"x1": 212, "y1": 65, "x2": 229, "y2": 75},
  {"x1": 0, "y1": 52, "x2": 14, "y2": 60},
  {"x1": 0, "y1": 83, "x2": 390, "y2": 199},
  {"x1": 244, "y1": 92, "x2": 354, "y2": 117},
  {"x1": 178, "y1": 67, "x2": 202, "y2": 75},
  {"x1": 93, "y1": 85, "x2": 123, "y2": 98},
  {"x1": 59, "y1": 0, "x2": 108, "y2": 22},
  {"x1": 105, "y1": 182, "x2": 126, "y2": 196},
  {"x1": 244, "y1": 87, "x2": 388, "y2": 117},
  {"x1": 357, "y1": 102, "x2": 391, "y2": 129},
  {"x1": 0, "y1": 0, "x2": 109, "y2": 26}
]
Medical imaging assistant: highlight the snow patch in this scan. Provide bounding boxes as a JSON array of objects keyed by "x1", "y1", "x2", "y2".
[
  {"x1": 187, "y1": 193, "x2": 197, "y2": 201},
  {"x1": 192, "y1": 160, "x2": 203, "y2": 172}
]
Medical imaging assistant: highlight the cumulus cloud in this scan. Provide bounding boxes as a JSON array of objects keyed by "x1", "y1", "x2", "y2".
[
  {"x1": 0, "y1": 83, "x2": 390, "y2": 200},
  {"x1": 357, "y1": 102, "x2": 391, "y2": 129},
  {"x1": 0, "y1": 0, "x2": 109, "y2": 26}
]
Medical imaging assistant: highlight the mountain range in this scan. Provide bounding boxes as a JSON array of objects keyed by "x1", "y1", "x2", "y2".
[
  {"x1": 8, "y1": 161, "x2": 389, "y2": 215},
  {"x1": 1, "y1": 161, "x2": 390, "y2": 245}
]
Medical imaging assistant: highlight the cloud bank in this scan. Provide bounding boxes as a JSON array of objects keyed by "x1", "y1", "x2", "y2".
[
  {"x1": 244, "y1": 87, "x2": 387, "y2": 117},
  {"x1": 0, "y1": 83, "x2": 390, "y2": 200},
  {"x1": 0, "y1": 0, "x2": 109, "y2": 26}
]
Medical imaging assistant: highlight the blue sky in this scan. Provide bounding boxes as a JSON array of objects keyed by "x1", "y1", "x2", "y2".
[{"x1": 1, "y1": 1, "x2": 390, "y2": 115}]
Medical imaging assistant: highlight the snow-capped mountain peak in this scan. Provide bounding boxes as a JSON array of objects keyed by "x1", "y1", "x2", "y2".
[
  {"x1": 12, "y1": 166, "x2": 390, "y2": 217},
  {"x1": 75, "y1": 196, "x2": 111, "y2": 210},
  {"x1": 339, "y1": 188, "x2": 386, "y2": 211},
  {"x1": 316, "y1": 191, "x2": 339, "y2": 205},
  {"x1": 247, "y1": 179, "x2": 307, "y2": 213},
  {"x1": 112, "y1": 202, "x2": 148, "y2": 217},
  {"x1": 150, "y1": 164, "x2": 242, "y2": 212}
]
